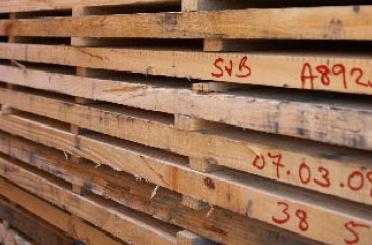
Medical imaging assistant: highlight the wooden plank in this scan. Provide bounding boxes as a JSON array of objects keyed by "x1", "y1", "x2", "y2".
[
  {"x1": 0, "y1": 221, "x2": 33, "y2": 245},
  {"x1": 0, "y1": 180, "x2": 124, "y2": 245},
  {"x1": 0, "y1": 158, "x2": 179, "y2": 245},
  {"x1": 1, "y1": 69, "x2": 372, "y2": 151},
  {"x1": 182, "y1": 0, "x2": 252, "y2": 52},
  {"x1": 0, "y1": 165, "x2": 177, "y2": 244},
  {"x1": 0, "y1": 44, "x2": 371, "y2": 96},
  {"x1": 0, "y1": 0, "x2": 180, "y2": 13},
  {"x1": 0, "y1": 115, "x2": 370, "y2": 244},
  {"x1": 0, "y1": 5, "x2": 371, "y2": 40},
  {"x1": 0, "y1": 132, "x2": 315, "y2": 245},
  {"x1": 0, "y1": 162, "x2": 179, "y2": 245},
  {"x1": 0, "y1": 92, "x2": 371, "y2": 206},
  {"x1": 0, "y1": 198, "x2": 74, "y2": 245}
]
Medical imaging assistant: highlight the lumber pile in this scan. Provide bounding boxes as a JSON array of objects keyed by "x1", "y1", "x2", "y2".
[{"x1": 0, "y1": 0, "x2": 371, "y2": 244}]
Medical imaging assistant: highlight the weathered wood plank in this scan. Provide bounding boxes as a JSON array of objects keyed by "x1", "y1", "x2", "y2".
[
  {"x1": 0, "y1": 6, "x2": 371, "y2": 40},
  {"x1": 0, "y1": 132, "x2": 316, "y2": 245},
  {"x1": 1, "y1": 70, "x2": 372, "y2": 151},
  {"x1": 0, "y1": 0, "x2": 180, "y2": 13},
  {"x1": 0, "y1": 165, "x2": 179, "y2": 244},
  {"x1": 0, "y1": 179, "x2": 125, "y2": 245},
  {"x1": 0, "y1": 198, "x2": 74, "y2": 245},
  {"x1": 0, "y1": 91, "x2": 371, "y2": 206},
  {"x1": 0, "y1": 115, "x2": 370, "y2": 244},
  {"x1": 182, "y1": 0, "x2": 254, "y2": 52},
  {"x1": 0, "y1": 44, "x2": 371, "y2": 95},
  {"x1": 16, "y1": 64, "x2": 368, "y2": 152}
]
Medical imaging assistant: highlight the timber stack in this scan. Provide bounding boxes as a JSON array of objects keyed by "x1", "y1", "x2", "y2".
[{"x1": 0, "y1": 1, "x2": 371, "y2": 244}]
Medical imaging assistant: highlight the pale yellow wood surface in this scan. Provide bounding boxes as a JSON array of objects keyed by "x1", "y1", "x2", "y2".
[
  {"x1": 0, "y1": 44, "x2": 371, "y2": 96},
  {"x1": 0, "y1": 0, "x2": 180, "y2": 13},
  {"x1": 0, "y1": 6, "x2": 370, "y2": 40},
  {"x1": 0, "y1": 114, "x2": 370, "y2": 244},
  {"x1": 1, "y1": 65, "x2": 372, "y2": 150},
  {"x1": 0, "y1": 90, "x2": 371, "y2": 206}
]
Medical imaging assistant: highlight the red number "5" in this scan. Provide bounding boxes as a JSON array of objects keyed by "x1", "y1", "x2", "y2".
[{"x1": 344, "y1": 221, "x2": 370, "y2": 245}]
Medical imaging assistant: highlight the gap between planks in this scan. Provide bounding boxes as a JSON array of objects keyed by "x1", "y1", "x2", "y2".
[{"x1": 0, "y1": 113, "x2": 371, "y2": 244}]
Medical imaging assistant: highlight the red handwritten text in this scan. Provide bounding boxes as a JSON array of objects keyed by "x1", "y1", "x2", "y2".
[
  {"x1": 211, "y1": 56, "x2": 251, "y2": 79},
  {"x1": 272, "y1": 201, "x2": 309, "y2": 231},
  {"x1": 301, "y1": 63, "x2": 371, "y2": 90}
]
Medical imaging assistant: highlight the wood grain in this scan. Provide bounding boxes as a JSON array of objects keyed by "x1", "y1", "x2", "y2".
[
  {"x1": 0, "y1": 199, "x2": 74, "y2": 245},
  {"x1": 0, "y1": 90, "x2": 371, "y2": 205},
  {"x1": 1, "y1": 44, "x2": 372, "y2": 96},
  {"x1": 0, "y1": 221, "x2": 33, "y2": 245},
  {"x1": 0, "y1": 6, "x2": 371, "y2": 40},
  {"x1": 0, "y1": 179, "x2": 125, "y2": 245},
  {"x1": 0, "y1": 162, "x2": 180, "y2": 244},
  {"x1": 0, "y1": 131, "x2": 317, "y2": 245},
  {"x1": 0, "y1": 0, "x2": 180, "y2": 13},
  {"x1": 1, "y1": 64, "x2": 371, "y2": 149},
  {"x1": 0, "y1": 114, "x2": 370, "y2": 244}
]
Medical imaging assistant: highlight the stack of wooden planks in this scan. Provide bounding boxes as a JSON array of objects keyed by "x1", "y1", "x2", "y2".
[{"x1": 0, "y1": 0, "x2": 371, "y2": 244}]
